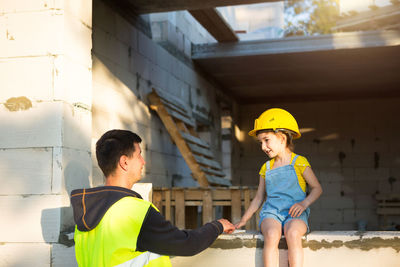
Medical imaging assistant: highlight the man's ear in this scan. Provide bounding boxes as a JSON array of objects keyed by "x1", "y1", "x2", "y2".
[{"x1": 119, "y1": 155, "x2": 128, "y2": 171}]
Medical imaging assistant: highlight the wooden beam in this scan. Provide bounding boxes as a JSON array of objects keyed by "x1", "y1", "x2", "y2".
[
  {"x1": 148, "y1": 92, "x2": 210, "y2": 187},
  {"x1": 189, "y1": 8, "x2": 238, "y2": 43},
  {"x1": 120, "y1": 0, "x2": 281, "y2": 14}
]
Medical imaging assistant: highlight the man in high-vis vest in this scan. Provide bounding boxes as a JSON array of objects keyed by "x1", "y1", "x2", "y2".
[{"x1": 71, "y1": 129, "x2": 235, "y2": 267}]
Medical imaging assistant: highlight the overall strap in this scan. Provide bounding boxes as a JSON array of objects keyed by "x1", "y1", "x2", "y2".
[
  {"x1": 291, "y1": 154, "x2": 299, "y2": 165},
  {"x1": 266, "y1": 160, "x2": 271, "y2": 171}
]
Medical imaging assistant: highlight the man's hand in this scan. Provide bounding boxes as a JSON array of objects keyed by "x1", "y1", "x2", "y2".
[{"x1": 218, "y1": 219, "x2": 235, "y2": 234}]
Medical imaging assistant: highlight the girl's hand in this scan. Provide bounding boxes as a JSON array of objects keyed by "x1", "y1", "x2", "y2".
[
  {"x1": 234, "y1": 220, "x2": 246, "y2": 229},
  {"x1": 289, "y1": 201, "x2": 307, "y2": 218}
]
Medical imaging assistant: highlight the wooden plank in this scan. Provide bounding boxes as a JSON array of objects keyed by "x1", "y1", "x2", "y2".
[
  {"x1": 165, "y1": 190, "x2": 171, "y2": 221},
  {"x1": 152, "y1": 88, "x2": 190, "y2": 115},
  {"x1": 188, "y1": 143, "x2": 214, "y2": 158},
  {"x1": 213, "y1": 201, "x2": 232, "y2": 206},
  {"x1": 206, "y1": 175, "x2": 231, "y2": 187},
  {"x1": 152, "y1": 190, "x2": 163, "y2": 213},
  {"x1": 175, "y1": 190, "x2": 185, "y2": 229},
  {"x1": 378, "y1": 203, "x2": 400, "y2": 207},
  {"x1": 164, "y1": 106, "x2": 195, "y2": 127},
  {"x1": 194, "y1": 155, "x2": 222, "y2": 170},
  {"x1": 200, "y1": 166, "x2": 225, "y2": 177},
  {"x1": 244, "y1": 188, "x2": 251, "y2": 230},
  {"x1": 180, "y1": 131, "x2": 210, "y2": 148},
  {"x1": 203, "y1": 190, "x2": 213, "y2": 224},
  {"x1": 148, "y1": 92, "x2": 209, "y2": 187},
  {"x1": 160, "y1": 98, "x2": 187, "y2": 117},
  {"x1": 231, "y1": 189, "x2": 241, "y2": 224},
  {"x1": 189, "y1": 8, "x2": 238, "y2": 43}
]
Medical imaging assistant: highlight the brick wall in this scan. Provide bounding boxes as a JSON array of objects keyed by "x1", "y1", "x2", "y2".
[
  {"x1": 91, "y1": 0, "x2": 231, "y2": 187},
  {"x1": 236, "y1": 98, "x2": 400, "y2": 230}
]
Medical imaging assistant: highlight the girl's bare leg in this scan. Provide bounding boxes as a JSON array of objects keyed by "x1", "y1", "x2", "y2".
[
  {"x1": 261, "y1": 218, "x2": 282, "y2": 267},
  {"x1": 284, "y1": 219, "x2": 307, "y2": 267}
]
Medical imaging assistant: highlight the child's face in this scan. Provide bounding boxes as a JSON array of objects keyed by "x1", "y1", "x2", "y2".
[{"x1": 257, "y1": 131, "x2": 285, "y2": 158}]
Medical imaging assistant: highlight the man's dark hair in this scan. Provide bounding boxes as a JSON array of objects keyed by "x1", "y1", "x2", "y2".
[{"x1": 96, "y1": 129, "x2": 142, "y2": 177}]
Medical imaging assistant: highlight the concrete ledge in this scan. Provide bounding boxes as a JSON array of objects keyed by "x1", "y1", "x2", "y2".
[{"x1": 171, "y1": 231, "x2": 400, "y2": 267}]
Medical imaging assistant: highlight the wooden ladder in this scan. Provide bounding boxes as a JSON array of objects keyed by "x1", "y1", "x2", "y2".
[{"x1": 148, "y1": 89, "x2": 231, "y2": 187}]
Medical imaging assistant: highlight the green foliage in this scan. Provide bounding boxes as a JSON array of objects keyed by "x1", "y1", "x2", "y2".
[{"x1": 284, "y1": 0, "x2": 340, "y2": 36}]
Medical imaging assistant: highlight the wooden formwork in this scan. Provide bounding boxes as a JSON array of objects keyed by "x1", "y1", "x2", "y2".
[{"x1": 153, "y1": 187, "x2": 259, "y2": 230}]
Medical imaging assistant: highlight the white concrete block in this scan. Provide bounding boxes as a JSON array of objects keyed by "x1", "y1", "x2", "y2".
[
  {"x1": 54, "y1": 55, "x2": 92, "y2": 107},
  {"x1": 0, "y1": 0, "x2": 60, "y2": 13},
  {"x1": 0, "y1": 11, "x2": 63, "y2": 58},
  {"x1": 0, "y1": 195, "x2": 62, "y2": 242},
  {"x1": 132, "y1": 183, "x2": 152, "y2": 202},
  {"x1": 0, "y1": 243, "x2": 51, "y2": 267},
  {"x1": 115, "y1": 14, "x2": 132, "y2": 45},
  {"x1": 52, "y1": 243, "x2": 78, "y2": 267},
  {"x1": 138, "y1": 30, "x2": 156, "y2": 62},
  {"x1": 65, "y1": 0, "x2": 92, "y2": 29},
  {"x1": 63, "y1": 12, "x2": 92, "y2": 68},
  {"x1": 0, "y1": 101, "x2": 62, "y2": 148},
  {"x1": 0, "y1": 148, "x2": 52, "y2": 195},
  {"x1": 321, "y1": 196, "x2": 355, "y2": 209},
  {"x1": 62, "y1": 102, "x2": 92, "y2": 151},
  {"x1": 0, "y1": 56, "x2": 54, "y2": 102}
]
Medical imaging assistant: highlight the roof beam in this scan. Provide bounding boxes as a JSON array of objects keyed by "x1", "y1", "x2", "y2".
[
  {"x1": 120, "y1": 0, "x2": 281, "y2": 14},
  {"x1": 192, "y1": 30, "x2": 400, "y2": 59},
  {"x1": 189, "y1": 8, "x2": 238, "y2": 42}
]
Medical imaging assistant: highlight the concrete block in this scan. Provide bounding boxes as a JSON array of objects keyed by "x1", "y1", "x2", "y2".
[
  {"x1": 321, "y1": 196, "x2": 355, "y2": 209},
  {"x1": 92, "y1": 0, "x2": 115, "y2": 35},
  {"x1": 0, "y1": 0, "x2": 61, "y2": 13},
  {"x1": 52, "y1": 243, "x2": 78, "y2": 267},
  {"x1": 321, "y1": 209, "x2": 343, "y2": 224},
  {"x1": 0, "y1": 243, "x2": 51, "y2": 267},
  {"x1": 150, "y1": 65, "x2": 169, "y2": 89},
  {"x1": 115, "y1": 14, "x2": 132, "y2": 45},
  {"x1": 65, "y1": 0, "x2": 92, "y2": 28},
  {"x1": 0, "y1": 11, "x2": 63, "y2": 58},
  {"x1": 54, "y1": 55, "x2": 92, "y2": 107},
  {"x1": 0, "y1": 101, "x2": 62, "y2": 148},
  {"x1": 354, "y1": 195, "x2": 378, "y2": 209},
  {"x1": 0, "y1": 195, "x2": 62, "y2": 242},
  {"x1": 131, "y1": 183, "x2": 152, "y2": 201},
  {"x1": 320, "y1": 222, "x2": 356, "y2": 230},
  {"x1": 184, "y1": 36, "x2": 191, "y2": 58},
  {"x1": 354, "y1": 167, "x2": 390, "y2": 181},
  {"x1": 354, "y1": 181, "x2": 379, "y2": 195},
  {"x1": 0, "y1": 148, "x2": 52, "y2": 195},
  {"x1": 155, "y1": 44, "x2": 173, "y2": 72},
  {"x1": 138, "y1": 30, "x2": 156, "y2": 62},
  {"x1": 93, "y1": 27, "x2": 120, "y2": 66},
  {"x1": 0, "y1": 56, "x2": 54, "y2": 102},
  {"x1": 130, "y1": 50, "x2": 151, "y2": 80},
  {"x1": 62, "y1": 102, "x2": 92, "y2": 151},
  {"x1": 63, "y1": 13, "x2": 92, "y2": 68},
  {"x1": 320, "y1": 181, "x2": 341, "y2": 196}
]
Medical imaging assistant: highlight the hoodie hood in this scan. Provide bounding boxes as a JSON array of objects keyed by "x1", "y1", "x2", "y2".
[{"x1": 70, "y1": 186, "x2": 142, "y2": 231}]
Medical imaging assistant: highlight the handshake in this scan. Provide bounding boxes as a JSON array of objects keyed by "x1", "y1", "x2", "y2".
[{"x1": 217, "y1": 219, "x2": 244, "y2": 234}]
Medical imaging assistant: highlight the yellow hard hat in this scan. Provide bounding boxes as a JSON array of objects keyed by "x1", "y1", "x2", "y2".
[{"x1": 248, "y1": 108, "x2": 301, "y2": 139}]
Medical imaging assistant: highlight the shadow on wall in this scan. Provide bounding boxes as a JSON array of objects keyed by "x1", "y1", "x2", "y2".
[{"x1": 41, "y1": 158, "x2": 91, "y2": 247}]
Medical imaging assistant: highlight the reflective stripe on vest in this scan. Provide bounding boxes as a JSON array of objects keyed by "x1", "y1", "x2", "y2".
[
  {"x1": 74, "y1": 197, "x2": 171, "y2": 267},
  {"x1": 114, "y1": 252, "x2": 171, "y2": 267}
]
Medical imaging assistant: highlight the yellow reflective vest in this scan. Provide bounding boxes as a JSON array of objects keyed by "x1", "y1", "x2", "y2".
[{"x1": 74, "y1": 197, "x2": 172, "y2": 267}]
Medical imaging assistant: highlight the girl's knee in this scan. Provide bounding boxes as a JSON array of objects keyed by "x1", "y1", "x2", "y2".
[{"x1": 263, "y1": 228, "x2": 281, "y2": 242}]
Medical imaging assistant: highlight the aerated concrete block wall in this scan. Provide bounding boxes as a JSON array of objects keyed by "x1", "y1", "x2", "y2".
[
  {"x1": 236, "y1": 99, "x2": 400, "y2": 230},
  {"x1": 91, "y1": 0, "x2": 232, "y2": 187},
  {"x1": 0, "y1": 0, "x2": 92, "y2": 266}
]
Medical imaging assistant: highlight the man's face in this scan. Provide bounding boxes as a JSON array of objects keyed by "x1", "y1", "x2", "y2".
[{"x1": 127, "y1": 143, "x2": 146, "y2": 182}]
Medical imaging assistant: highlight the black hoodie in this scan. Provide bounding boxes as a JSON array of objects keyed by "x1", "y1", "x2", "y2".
[{"x1": 71, "y1": 186, "x2": 224, "y2": 256}]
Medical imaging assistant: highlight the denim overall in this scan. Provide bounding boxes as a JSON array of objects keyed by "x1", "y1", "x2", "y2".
[{"x1": 259, "y1": 154, "x2": 310, "y2": 231}]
